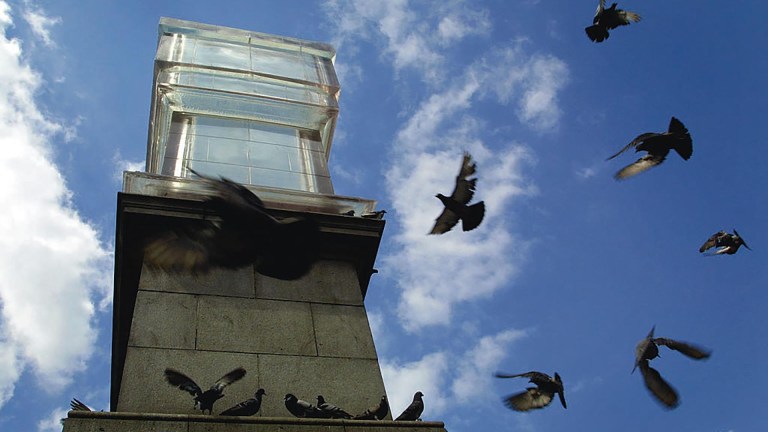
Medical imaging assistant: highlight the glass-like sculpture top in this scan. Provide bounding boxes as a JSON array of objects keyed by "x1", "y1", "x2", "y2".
[{"x1": 145, "y1": 17, "x2": 339, "y2": 194}]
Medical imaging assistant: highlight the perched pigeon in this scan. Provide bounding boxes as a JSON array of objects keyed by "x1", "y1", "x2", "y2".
[
  {"x1": 495, "y1": 371, "x2": 567, "y2": 411},
  {"x1": 69, "y1": 398, "x2": 92, "y2": 411},
  {"x1": 585, "y1": 0, "x2": 641, "y2": 42},
  {"x1": 607, "y1": 117, "x2": 693, "y2": 179},
  {"x1": 164, "y1": 367, "x2": 246, "y2": 414},
  {"x1": 361, "y1": 210, "x2": 387, "y2": 219},
  {"x1": 633, "y1": 326, "x2": 711, "y2": 408},
  {"x1": 699, "y1": 229, "x2": 751, "y2": 255},
  {"x1": 316, "y1": 395, "x2": 353, "y2": 419},
  {"x1": 219, "y1": 388, "x2": 266, "y2": 416},
  {"x1": 353, "y1": 395, "x2": 389, "y2": 420},
  {"x1": 395, "y1": 391, "x2": 424, "y2": 421},
  {"x1": 144, "y1": 169, "x2": 320, "y2": 280},
  {"x1": 284, "y1": 394, "x2": 324, "y2": 418},
  {"x1": 429, "y1": 152, "x2": 485, "y2": 234}
]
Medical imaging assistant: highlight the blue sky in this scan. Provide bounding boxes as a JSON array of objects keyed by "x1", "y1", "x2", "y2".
[{"x1": 0, "y1": 0, "x2": 766, "y2": 431}]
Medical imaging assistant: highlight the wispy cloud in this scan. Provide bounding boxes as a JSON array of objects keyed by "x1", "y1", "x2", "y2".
[
  {"x1": 0, "y1": 1, "x2": 112, "y2": 409},
  {"x1": 21, "y1": 4, "x2": 61, "y2": 47},
  {"x1": 36, "y1": 407, "x2": 66, "y2": 432}
]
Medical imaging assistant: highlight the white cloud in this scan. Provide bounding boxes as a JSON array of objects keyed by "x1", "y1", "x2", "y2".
[
  {"x1": 381, "y1": 352, "x2": 449, "y2": 419},
  {"x1": 21, "y1": 5, "x2": 61, "y2": 47},
  {"x1": 36, "y1": 407, "x2": 66, "y2": 432},
  {"x1": 112, "y1": 154, "x2": 145, "y2": 183},
  {"x1": 0, "y1": 1, "x2": 112, "y2": 408}
]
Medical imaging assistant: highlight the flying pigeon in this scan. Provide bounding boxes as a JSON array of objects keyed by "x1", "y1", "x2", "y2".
[
  {"x1": 284, "y1": 394, "x2": 324, "y2": 418},
  {"x1": 495, "y1": 371, "x2": 567, "y2": 411},
  {"x1": 164, "y1": 367, "x2": 246, "y2": 414},
  {"x1": 316, "y1": 395, "x2": 353, "y2": 419},
  {"x1": 585, "y1": 0, "x2": 641, "y2": 42},
  {"x1": 699, "y1": 229, "x2": 751, "y2": 255},
  {"x1": 353, "y1": 395, "x2": 389, "y2": 420},
  {"x1": 633, "y1": 326, "x2": 711, "y2": 408},
  {"x1": 429, "y1": 152, "x2": 485, "y2": 234},
  {"x1": 395, "y1": 391, "x2": 424, "y2": 421},
  {"x1": 69, "y1": 398, "x2": 92, "y2": 411},
  {"x1": 143, "y1": 169, "x2": 320, "y2": 280},
  {"x1": 219, "y1": 388, "x2": 266, "y2": 416},
  {"x1": 607, "y1": 117, "x2": 693, "y2": 179}
]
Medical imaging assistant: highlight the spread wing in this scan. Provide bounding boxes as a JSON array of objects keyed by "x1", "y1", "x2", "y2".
[
  {"x1": 502, "y1": 388, "x2": 553, "y2": 411},
  {"x1": 699, "y1": 231, "x2": 725, "y2": 252},
  {"x1": 429, "y1": 209, "x2": 460, "y2": 234},
  {"x1": 617, "y1": 9, "x2": 641, "y2": 25},
  {"x1": 654, "y1": 338, "x2": 711, "y2": 360},
  {"x1": 607, "y1": 132, "x2": 661, "y2": 160},
  {"x1": 593, "y1": 0, "x2": 605, "y2": 21},
  {"x1": 164, "y1": 369, "x2": 202, "y2": 397},
  {"x1": 639, "y1": 361, "x2": 679, "y2": 409},
  {"x1": 450, "y1": 152, "x2": 479, "y2": 205},
  {"x1": 211, "y1": 367, "x2": 247, "y2": 393},
  {"x1": 70, "y1": 398, "x2": 92, "y2": 411},
  {"x1": 614, "y1": 154, "x2": 666, "y2": 179}
]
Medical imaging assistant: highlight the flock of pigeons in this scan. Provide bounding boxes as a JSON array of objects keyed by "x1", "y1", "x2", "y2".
[{"x1": 69, "y1": 0, "x2": 751, "y2": 423}]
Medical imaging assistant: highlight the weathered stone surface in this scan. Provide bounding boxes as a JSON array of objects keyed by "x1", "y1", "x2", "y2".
[
  {"x1": 117, "y1": 346, "x2": 260, "y2": 414},
  {"x1": 139, "y1": 264, "x2": 255, "y2": 298},
  {"x1": 312, "y1": 304, "x2": 378, "y2": 359},
  {"x1": 64, "y1": 416, "x2": 187, "y2": 432},
  {"x1": 257, "y1": 355, "x2": 387, "y2": 418},
  {"x1": 128, "y1": 290, "x2": 197, "y2": 349},
  {"x1": 255, "y1": 261, "x2": 363, "y2": 306},
  {"x1": 196, "y1": 297, "x2": 316, "y2": 356}
]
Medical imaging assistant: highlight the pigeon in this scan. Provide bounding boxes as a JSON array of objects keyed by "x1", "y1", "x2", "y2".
[
  {"x1": 341, "y1": 210, "x2": 356, "y2": 216},
  {"x1": 219, "y1": 388, "x2": 266, "y2": 416},
  {"x1": 143, "y1": 169, "x2": 320, "y2": 280},
  {"x1": 633, "y1": 326, "x2": 711, "y2": 408},
  {"x1": 164, "y1": 367, "x2": 246, "y2": 414},
  {"x1": 699, "y1": 229, "x2": 751, "y2": 255},
  {"x1": 607, "y1": 117, "x2": 693, "y2": 180},
  {"x1": 429, "y1": 152, "x2": 485, "y2": 234},
  {"x1": 585, "y1": 1, "x2": 641, "y2": 42},
  {"x1": 284, "y1": 394, "x2": 324, "y2": 418},
  {"x1": 395, "y1": 391, "x2": 424, "y2": 421},
  {"x1": 495, "y1": 371, "x2": 567, "y2": 411},
  {"x1": 316, "y1": 395, "x2": 353, "y2": 419},
  {"x1": 69, "y1": 398, "x2": 92, "y2": 411},
  {"x1": 353, "y1": 395, "x2": 389, "y2": 420},
  {"x1": 361, "y1": 210, "x2": 387, "y2": 219}
]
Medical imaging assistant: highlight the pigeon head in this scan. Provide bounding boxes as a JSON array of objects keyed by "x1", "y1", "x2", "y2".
[{"x1": 255, "y1": 389, "x2": 266, "y2": 397}]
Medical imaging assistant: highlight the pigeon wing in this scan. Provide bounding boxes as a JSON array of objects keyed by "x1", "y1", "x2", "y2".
[
  {"x1": 70, "y1": 398, "x2": 92, "y2": 411},
  {"x1": 607, "y1": 132, "x2": 661, "y2": 160},
  {"x1": 502, "y1": 388, "x2": 553, "y2": 411},
  {"x1": 210, "y1": 367, "x2": 247, "y2": 393},
  {"x1": 593, "y1": 0, "x2": 605, "y2": 22},
  {"x1": 429, "y1": 208, "x2": 460, "y2": 234},
  {"x1": 639, "y1": 361, "x2": 679, "y2": 408},
  {"x1": 617, "y1": 9, "x2": 641, "y2": 25},
  {"x1": 164, "y1": 369, "x2": 202, "y2": 397},
  {"x1": 614, "y1": 154, "x2": 666, "y2": 179},
  {"x1": 450, "y1": 153, "x2": 478, "y2": 205},
  {"x1": 699, "y1": 232, "x2": 723, "y2": 252},
  {"x1": 654, "y1": 338, "x2": 711, "y2": 360}
]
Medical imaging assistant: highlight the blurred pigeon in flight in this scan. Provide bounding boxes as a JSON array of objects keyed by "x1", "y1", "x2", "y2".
[
  {"x1": 495, "y1": 371, "x2": 567, "y2": 411},
  {"x1": 143, "y1": 169, "x2": 319, "y2": 280},
  {"x1": 395, "y1": 391, "x2": 424, "y2": 421},
  {"x1": 633, "y1": 326, "x2": 711, "y2": 408},
  {"x1": 429, "y1": 152, "x2": 485, "y2": 234},
  {"x1": 699, "y1": 229, "x2": 751, "y2": 255},
  {"x1": 316, "y1": 395, "x2": 353, "y2": 419},
  {"x1": 219, "y1": 388, "x2": 266, "y2": 416},
  {"x1": 69, "y1": 398, "x2": 92, "y2": 411},
  {"x1": 284, "y1": 394, "x2": 324, "y2": 418},
  {"x1": 607, "y1": 117, "x2": 693, "y2": 179},
  {"x1": 585, "y1": 0, "x2": 641, "y2": 42},
  {"x1": 164, "y1": 367, "x2": 246, "y2": 414},
  {"x1": 353, "y1": 395, "x2": 389, "y2": 420}
]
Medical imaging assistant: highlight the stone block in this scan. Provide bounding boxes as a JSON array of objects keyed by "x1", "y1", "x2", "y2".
[
  {"x1": 257, "y1": 355, "x2": 387, "y2": 418},
  {"x1": 64, "y1": 417, "x2": 187, "y2": 432},
  {"x1": 128, "y1": 291, "x2": 197, "y2": 349},
  {"x1": 312, "y1": 304, "x2": 378, "y2": 359},
  {"x1": 196, "y1": 297, "x2": 316, "y2": 355},
  {"x1": 255, "y1": 260, "x2": 363, "y2": 306},
  {"x1": 117, "y1": 346, "x2": 260, "y2": 414},
  {"x1": 139, "y1": 264, "x2": 255, "y2": 298}
]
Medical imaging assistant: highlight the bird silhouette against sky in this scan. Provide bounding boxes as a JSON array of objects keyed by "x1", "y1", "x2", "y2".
[
  {"x1": 143, "y1": 169, "x2": 319, "y2": 280},
  {"x1": 219, "y1": 388, "x2": 265, "y2": 416},
  {"x1": 607, "y1": 117, "x2": 693, "y2": 179},
  {"x1": 585, "y1": 0, "x2": 641, "y2": 42},
  {"x1": 495, "y1": 371, "x2": 567, "y2": 412},
  {"x1": 164, "y1": 367, "x2": 246, "y2": 414},
  {"x1": 395, "y1": 391, "x2": 424, "y2": 421},
  {"x1": 699, "y1": 229, "x2": 751, "y2": 255},
  {"x1": 633, "y1": 326, "x2": 711, "y2": 408},
  {"x1": 429, "y1": 152, "x2": 485, "y2": 234}
]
